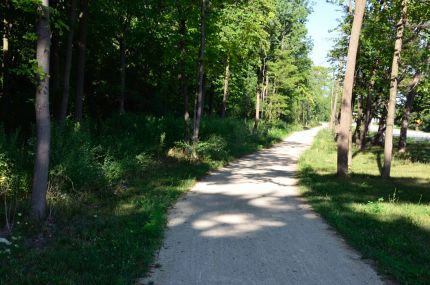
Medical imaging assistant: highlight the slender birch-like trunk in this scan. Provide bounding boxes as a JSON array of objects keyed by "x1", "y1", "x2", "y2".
[
  {"x1": 337, "y1": 0, "x2": 366, "y2": 177},
  {"x1": 31, "y1": 0, "x2": 51, "y2": 220},
  {"x1": 383, "y1": 0, "x2": 408, "y2": 178}
]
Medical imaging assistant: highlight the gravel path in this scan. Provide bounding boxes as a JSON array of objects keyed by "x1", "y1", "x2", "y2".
[{"x1": 140, "y1": 127, "x2": 384, "y2": 285}]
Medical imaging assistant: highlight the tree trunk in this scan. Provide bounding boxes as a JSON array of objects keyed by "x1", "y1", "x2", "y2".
[
  {"x1": 1, "y1": 0, "x2": 11, "y2": 124},
  {"x1": 51, "y1": 33, "x2": 61, "y2": 98},
  {"x1": 192, "y1": 0, "x2": 206, "y2": 146},
  {"x1": 398, "y1": 72, "x2": 421, "y2": 152},
  {"x1": 354, "y1": 92, "x2": 364, "y2": 145},
  {"x1": 178, "y1": 18, "x2": 190, "y2": 142},
  {"x1": 329, "y1": 79, "x2": 338, "y2": 130},
  {"x1": 221, "y1": 57, "x2": 230, "y2": 118},
  {"x1": 74, "y1": 0, "x2": 89, "y2": 121},
  {"x1": 254, "y1": 65, "x2": 263, "y2": 131},
  {"x1": 119, "y1": 36, "x2": 126, "y2": 114},
  {"x1": 383, "y1": 0, "x2": 408, "y2": 178},
  {"x1": 337, "y1": 0, "x2": 366, "y2": 177},
  {"x1": 262, "y1": 70, "x2": 269, "y2": 119},
  {"x1": 31, "y1": 0, "x2": 51, "y2": 220},
  {"x1": 373, "y1": 106, "x2": 387, "y2": 145},
  {"x1": 348, "y1": 127, "x2": 353, "y2": 172},
  {"x1": 360, "y1": 69, "x2": 376, "y2": 150},
  {"x1": 59, "y1": 0, "x2": 78, "y2": 125}
]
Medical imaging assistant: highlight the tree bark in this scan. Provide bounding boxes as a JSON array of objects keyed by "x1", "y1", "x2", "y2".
[
  {"x1": 192, "y1": 0, "x2": 206, "y2": 146},
  {"x1": 398, "y1": 72, "x2": 421, "y2": 152},
  {"x1": 329, "y1": 79, "x2": 338, "y2": 130},
  {"x1": 1, "y1": 0, "x2": 11, "y2": 124},
  {"x1": 221, "y1": 57, "x2": 230, "y2": 118},
  {"x1": 254, "y1": 64, "x2": 263, "y2": 131},
  {"x1": 354, "y1": 92, "x2": 364, "y2": 145},
  {"x1": 373, "y1": 105, "x2": 387, "y2": 145},
  {"x1": 74, "y1": 0, "x2": 89, "y2": 122},
  {"x1": 360, "y1": 69, "x2": 376, "y2": 150},
  {"x1": 383, "y1": 0, "x2": 408, "y2": 178},
  {"x1": 337, "y1": 0, "x2": 366, "y2": 177},
  {"x1": 178, "y1": 18, "x2": 190, "y2": 142},
  {"x1": 31, "y1": 0, "x2": 51, "y2": 220},
  {"x1": 59, "y1": 0, "x2": 78, "y2": 124},
  {"x1": 119, "y1": 36, "x2": 126, "y2": 114},
  {"x1": 262, "y1": 70, "x2": 269, "y2": 120}
]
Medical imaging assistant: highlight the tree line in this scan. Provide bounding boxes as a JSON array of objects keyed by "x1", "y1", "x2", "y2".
[
  {"x1": 330, "y1": 0, "x2": 429, "y2": 177},
  {"x1": 1, "y1": 0, "x2": 331, "y2": 221}
]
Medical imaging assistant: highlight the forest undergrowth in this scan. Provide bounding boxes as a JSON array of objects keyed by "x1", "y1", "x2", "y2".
[{"x1": 0, "y1": 115, "x2": 300, "y2": 285}]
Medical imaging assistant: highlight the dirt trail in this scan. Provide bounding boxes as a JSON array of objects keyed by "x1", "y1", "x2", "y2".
[{"x1": 141, "y1": 127, "x2": 384, "y2": 285}]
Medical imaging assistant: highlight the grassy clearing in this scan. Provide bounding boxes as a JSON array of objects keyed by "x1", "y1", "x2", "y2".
[
  {"x1": 299, "y1": 129, "x2": 430, "y2": 285},
  {"x1": 0, "y1": 115, "x2": 300, "y2": 285}
]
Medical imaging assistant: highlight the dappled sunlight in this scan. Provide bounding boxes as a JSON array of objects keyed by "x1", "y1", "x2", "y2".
[
  {"x1": 143, "y1": 127, "x2": 383, "y2": 285},
  {"x1": 193, "y1": 213, "x2": 285, "y2": 238}
]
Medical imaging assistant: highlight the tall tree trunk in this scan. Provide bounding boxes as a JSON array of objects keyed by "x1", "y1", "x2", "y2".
[
  {"x1": 31, "y1": 0, "x2": 51, "y2": 220},
  {"x1": 337, "y1": 0, "x2": 366, "y2": 177},
  {"x1": 354, "y1": 92, "x2": 364, "y2": 145},
  {"x1": 178, "y1": 18, "x2": 190, "y2": 142},
  {"x1": 1, "y1": 0, "x2": 11, "y2": 124},
  {"x1": 59, "y1": 0, "x2": 78, "y2": 125},
  {"x1": 373, "y1": 105, "x2": 387, "y2": 145},
  {"x1": 360, "y1": 69, "x2": 376, "y2": 150},
  {"x1": 51, "y1": 33, "x2": 61, "y2": 97},
  {"x1": 383, "y1": 0, "x2": 408, "y2": 178},
  {"x1": 398, "y1": 71, "x2": 422, "y2": 152},
  {"x1": 221, "y1": 57, "x2": 230, "y2": 118},
  {"x1": 329, "y1": 79, "x2": 338, "y2": 130},
  {"x1": 74, "y1": 0, "x2": 88, "y2": 121},
  {"x1": 254, "y1": 65, "x2": 263, "y2": 131},
  {"x1": 262, "y1": 70, "x2": 269, "y2": 119},
  {"x1": 119, "y1": 36, "x2": 126, "y2": 114},
  {"x1": 192, "y1": 0, "x2": 206, "y2": 145}
]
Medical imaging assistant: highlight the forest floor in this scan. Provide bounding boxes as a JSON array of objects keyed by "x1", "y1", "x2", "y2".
[
  {"x1": 299, "y1": 129, "x2": 430, "y2": 284},
  {"x1": 141, "y1": 127, "x2": 383, "y2": 285}
]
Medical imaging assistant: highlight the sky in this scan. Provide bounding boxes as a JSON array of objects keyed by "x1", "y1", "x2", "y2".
[{"x1": 306, "y1": 1, "x2": 343, "y2": 67}]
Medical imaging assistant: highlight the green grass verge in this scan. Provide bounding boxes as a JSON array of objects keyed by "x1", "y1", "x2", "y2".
[
  {"x1": 0, "y1": 116, "x2": 301, "y2": 285},
  {"x1": 299, "y1": 129, "x2": 430, "y2": 285}
]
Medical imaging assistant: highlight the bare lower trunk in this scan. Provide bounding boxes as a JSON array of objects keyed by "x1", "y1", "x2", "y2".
[
  {"x1": 254, "y1": 85, "x2": 261, "y2": 130},
  {"x1": 398, "y1": 72, "x2": 421, "y2": 152},
  {"x1": 119, "y1": 36, "x2": 126, "y2": 114},
  {"x1": 262, "y1": 70, "x2": 269, "y2": 119},
  {"x1": 59, "y1": 0, "x2": 77, "y2": 124},
  {"x1": 373, "y1": 107, "x2": 387, "y2": 145},
  {"x1": 383, "y1": 0, "x2": 407, "y2": 178},
  {"x1": 329, "y1": 79, "x2": 338, "y2": 130},
  {"x1": 51, "y1": 33, "x2": 61, "y2": 96},
  {"x1": 360, "y1": 71, "x2": 376, "y2": 150},
  {"x1": 74, "y1": 0, "x2": 88, "y2": 121},
  {"x1": 178, "y1": 18, "x2": 190, "y2": 142},
  {"x1": 192, "y1": 0, "x2": 206, "y2": 146},
  {"x1": 348, "y1": 127, "x2": 353, "y2": 172},
  {"x1": 337, "y1": 0, "x2": 366, "y2": 177},
  {"x1": 254, "y1": 65, "x2": 263, "y2": 131},
  {"x1": 1, "y1": 1, "x2": 11, "y2": 123},
  {"x1": 221, "y1": 58, "x2": 230, "y2": 118},
  {"x1": 31, "y1": 0, "x2": 51, "y2": 220},
  {"x1": 354, "y1": 93, "x2": 364, "y2": 145}
]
